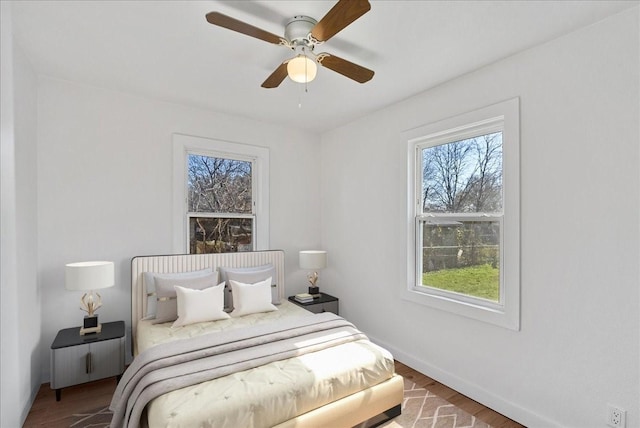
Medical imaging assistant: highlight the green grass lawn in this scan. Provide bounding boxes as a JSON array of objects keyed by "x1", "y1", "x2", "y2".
[{"x1": 423, "y1": 264, "x2": 499, "y2": 301}]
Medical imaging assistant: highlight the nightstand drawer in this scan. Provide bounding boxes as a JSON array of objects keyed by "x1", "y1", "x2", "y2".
[
  {"x1": 288, "y1": 293, "x2": 339, "y2": 315},
  {"x1": 50, "y1": 337, "x2": 124, "y2": 389},
  {"x1": 304, "y1": 300, "x2": 339, "y2": 314}
]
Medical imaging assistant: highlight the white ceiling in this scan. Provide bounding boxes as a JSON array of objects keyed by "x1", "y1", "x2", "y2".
[{"x1": 11, "y1": 0, "x2": 638, "y2": 134}]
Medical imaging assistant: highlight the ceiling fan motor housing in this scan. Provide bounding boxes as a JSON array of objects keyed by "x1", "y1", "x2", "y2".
[{"x1": 285, "y1": 15, "x2": 317, "y2": 47}]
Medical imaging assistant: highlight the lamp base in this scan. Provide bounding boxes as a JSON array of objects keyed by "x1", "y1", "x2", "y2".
[
  {"x1": 79, "y1": 315, "x2": 101, "y2": 335},
  {"x1": 308, "y1": 286, "x2": 320, "y2": 297},
  {"x1": 80, "y1": 324, "x2": 102, "y2": 335}
]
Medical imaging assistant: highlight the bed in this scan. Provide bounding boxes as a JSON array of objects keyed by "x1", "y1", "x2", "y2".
[{"x1": 111, "y1": 250, "x2": 403, "y2": 428}]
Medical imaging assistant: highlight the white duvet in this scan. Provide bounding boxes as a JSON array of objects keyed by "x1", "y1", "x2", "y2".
[{"x1": 136, "y1": 302, "x2": 396, "y2": 428}]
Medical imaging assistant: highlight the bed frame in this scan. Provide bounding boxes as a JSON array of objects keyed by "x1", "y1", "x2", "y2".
[{"x1": 131, "y1": 251, "x2": 403, "y2": 427}]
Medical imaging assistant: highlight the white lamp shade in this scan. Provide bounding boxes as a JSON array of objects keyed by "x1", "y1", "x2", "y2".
[
  {"x1": 65, "y1": 261, "x2": 114, "y2": 291},
  {"x1": 287, "y1": 55, "x2": 317, "y2": 83},
  {"x1": 299, "y1": 251, "x2": 327, "y2": 270}
]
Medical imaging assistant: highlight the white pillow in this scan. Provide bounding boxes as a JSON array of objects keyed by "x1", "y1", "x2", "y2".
[
  {"x1": 172, "y1": 283, "x2": 229, "y2": 328},
  {"x1": 229, "y1": 277, "x2": 278, "y2": 317},
  {"x1": 219, "y1": 264, "x2": 279, "y2": 309},
  {"x1": 142, "y1": 268, "x2": 214, "y2": 319},
  {"x1": 153, "y1": 273, "x2": 219, "y2": 324}
]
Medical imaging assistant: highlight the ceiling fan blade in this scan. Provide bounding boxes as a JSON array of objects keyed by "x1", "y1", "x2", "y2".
[
  {"x1": 310, "y1": 0, "x2": 370, "y2": 42},
  {"x1": 261, "y1": 62, "x2": 289, "y2": 88},
  {"x1": 206, "y1": 12, "x2": 287, "y2": 46},
  {"x1": 316, "y1": 53, "x2": 374, "y2": 83}
]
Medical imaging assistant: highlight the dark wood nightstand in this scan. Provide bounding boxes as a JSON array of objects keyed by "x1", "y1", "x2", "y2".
[
  {"x1": 288, "y1": 292, "x2": 339, "y2": 315},
  {"x1": 50, "y1": 320, "x2": 125, "y2": 401}
]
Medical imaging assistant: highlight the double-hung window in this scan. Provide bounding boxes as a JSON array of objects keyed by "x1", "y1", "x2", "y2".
[
  {"x1": 187, "y1": 153, "x2": 254, "y2": 253},
  {"x1": 173, "y1": 134, "x2": 269, "y2": 253},
  {"x1": 405, "y1": 98, "x2": 520, "y2": 330}
]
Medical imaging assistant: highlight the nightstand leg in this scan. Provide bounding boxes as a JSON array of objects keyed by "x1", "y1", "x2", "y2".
[{"x1": 55, "y1": 389, "x2": 61, "y2": 402}]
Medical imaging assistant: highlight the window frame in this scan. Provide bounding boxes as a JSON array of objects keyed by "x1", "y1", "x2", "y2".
[
  {"x1": 172, "y1": 134, "x2": 269, "y2": 253},
  {"x1": 404, "y1": 98, "x2": 520, "y2": 330}
]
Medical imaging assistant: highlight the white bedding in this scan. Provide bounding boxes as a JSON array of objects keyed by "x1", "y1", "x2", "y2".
[
  {"x1": 137, "y1": 302, "x2": 396, "y2": 428},
  {"x1": 136, "y1": 301, "x2": 313, "y2": 353}
]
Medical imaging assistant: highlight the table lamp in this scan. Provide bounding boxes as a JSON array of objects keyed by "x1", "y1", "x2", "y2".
[
  {"x1": 65, "y1": 261, "x2": 114, "y2": 335},
  {"x1": 299, "y1": 250, "x2": 327, "y2": 297}
]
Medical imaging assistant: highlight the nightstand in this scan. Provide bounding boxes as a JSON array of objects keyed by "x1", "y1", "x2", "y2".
[
  {"x1": 50, "y1": 320, "x2": 125, "y2": 401},
  {"x1": 288, "y1": 292, "x2": 339, "y2": 315}
]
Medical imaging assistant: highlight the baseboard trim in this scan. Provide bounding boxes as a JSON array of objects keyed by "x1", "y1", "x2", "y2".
[
  {"x1": 20, "y1": 381, "x2": 40, "y2": 427},
  {"x1": 368, "y1": 335, "x2": 559, "y2": 428}
]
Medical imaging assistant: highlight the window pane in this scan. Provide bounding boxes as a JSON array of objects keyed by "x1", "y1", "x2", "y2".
[
  {"x1": 189, "y1": 217, "x2": 253, "y2": 253},
  {"x1": 420, "y1": 220, "x2": 500, "y2": 302},
  {"x1": 188, "y1": 154, "x2": 252, "y2": 214},
  {"x1": 422, "y1": 132, "x2": 502, "y2": 214}
]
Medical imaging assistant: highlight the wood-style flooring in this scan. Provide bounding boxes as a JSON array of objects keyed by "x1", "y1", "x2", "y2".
[
  {"x1": 23, "y1": 360, "x2": 524, "y2": 427},
  {"x1": 394, "y1": 361, "x2": 524, "y2": 428},
  {"x1": 23, "y1": 376, "x2": 116, "y2": 427}
]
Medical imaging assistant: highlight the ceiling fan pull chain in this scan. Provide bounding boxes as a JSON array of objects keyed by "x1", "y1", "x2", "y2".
[
  {"x1": 304, "y1": 47, "x2": 309, "y2": 93},
  {"x1": 298, "y1": 72, "x2": 308, "y2": 109}
]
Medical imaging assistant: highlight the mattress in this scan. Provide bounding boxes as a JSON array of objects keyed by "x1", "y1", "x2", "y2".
[{"x1": 137, "y1": 302, "x2": 396, "y2": 428}]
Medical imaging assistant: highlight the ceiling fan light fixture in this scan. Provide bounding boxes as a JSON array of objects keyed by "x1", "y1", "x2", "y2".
[{"x1": 287, "y1": 55, "x2": 317, "y2": 83}]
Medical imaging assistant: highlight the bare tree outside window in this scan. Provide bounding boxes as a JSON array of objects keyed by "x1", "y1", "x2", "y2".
[
  {"x1": 187, "y1": 154, "x2": 254, "y2": 253},
  {"x1": 420, "y1": 132, "x2": 503, "y2": 301},
  {"x1": 422, "y1": 132, "x2": 502, "y2": 214}
]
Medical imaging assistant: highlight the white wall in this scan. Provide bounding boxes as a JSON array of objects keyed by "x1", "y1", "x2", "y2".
[
  {"x1": 1, "y1": 4, "x2": 21, "y2": 426},
  {"x1": 15, "y1": 22, "x2": 41, "y2": 423},
  {"x1": 36, "y1": 78, "x2": 322, "y2": 379},
  {"x1": 1, "y1": 2, "x2": 41, "y2": 426},
  {"x1": 320, "y1": 7, "x2": 639, "y2": 428}
]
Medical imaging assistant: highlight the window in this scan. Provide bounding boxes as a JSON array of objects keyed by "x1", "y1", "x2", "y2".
[
  {"x1": 405, "y1": 98, "x2": 520, "y2": 330},
  {"x1": 187, "y1": 154, "x2": 254, "y2": 253},
  {"x1": 173, "y1": 134, "x2": 269, "y2": 253}
]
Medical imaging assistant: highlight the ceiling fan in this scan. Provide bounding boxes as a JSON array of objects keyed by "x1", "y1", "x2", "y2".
[{"x1": 205, "y1": 0, "x2": 374, "y2": 88}]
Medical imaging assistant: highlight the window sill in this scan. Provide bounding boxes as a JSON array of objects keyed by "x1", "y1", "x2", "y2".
[{"x1": 401, "y1": 286, "x2": 520, "y2": 331}]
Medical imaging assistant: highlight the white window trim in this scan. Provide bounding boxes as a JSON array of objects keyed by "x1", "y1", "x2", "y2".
[
  {"x1": 172, "y1": 133, "x2": 270, "y2": 253},
  {"x1": 404, "y1": 98, "x2": 520, "y2": 330}
]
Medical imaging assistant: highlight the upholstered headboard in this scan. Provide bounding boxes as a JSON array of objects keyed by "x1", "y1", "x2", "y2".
[{"x1": 130, "y1": 250, "x2": 285, "y2": 343}]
